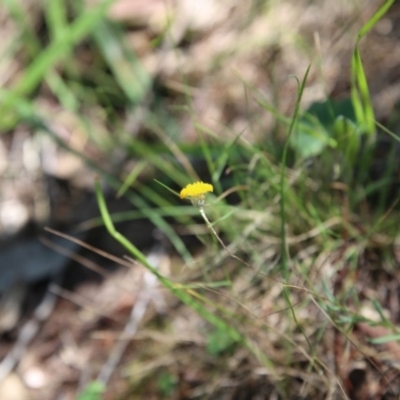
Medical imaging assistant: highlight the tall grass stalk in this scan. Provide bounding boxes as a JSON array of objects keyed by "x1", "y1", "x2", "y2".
[{"x1": 280, "y1": 66, "x2": 310, "y2": 281}]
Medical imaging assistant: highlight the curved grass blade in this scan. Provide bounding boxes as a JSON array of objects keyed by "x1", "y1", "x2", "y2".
[{"x1": 351, "y1": 0, "x2": 395, "y2": 139}]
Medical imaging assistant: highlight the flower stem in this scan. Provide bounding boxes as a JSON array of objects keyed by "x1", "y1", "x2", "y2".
[{"x1": 199, "y1": 207, "x2": 253, "y2": 269}]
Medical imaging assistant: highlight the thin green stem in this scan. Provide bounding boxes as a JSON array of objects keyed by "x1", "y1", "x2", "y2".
[
  {"x1": 199, "y1": 207, "x2": 254, "y2": 271},
  {"x1": 280, "y1": 66, "x2": 310, "y2": 281}
]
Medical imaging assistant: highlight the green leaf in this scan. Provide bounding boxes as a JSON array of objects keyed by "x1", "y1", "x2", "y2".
[
  {"x1": 291, "y1": 98, "x2": 358, "y2": 160},
  {"x1": 291, "y1": 119, "x2": 330, "y2": 159}
]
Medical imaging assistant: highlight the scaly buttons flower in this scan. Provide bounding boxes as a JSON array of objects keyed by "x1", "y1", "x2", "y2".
[{"x1": 180, "y1": 182, "x2": 213, "y2": 207}]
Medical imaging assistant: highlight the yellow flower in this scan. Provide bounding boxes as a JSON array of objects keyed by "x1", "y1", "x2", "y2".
[{"x1": 180, "y1": 181, "x2": 213, "y2": 206}]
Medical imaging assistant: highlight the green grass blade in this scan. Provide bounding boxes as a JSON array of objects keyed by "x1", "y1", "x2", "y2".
[
  {"x1": 45, "y1": 70, "x2": 79, "y2": 111},
  {"x1": 358, "y1": 0, "x2": 396, "y2": 39},
  {"x1": 369, "y1": 334, "x2": 400, "y2": 345},
  {"x1": 376, "y1": 120, "x2": 400, "y2": 144},
  {"x1": 350, "y1": 0, "x2": 395, "y2": 138},
  {"x1": 93, "y1": 20, "x2": 151, "y2": 104},
  {"x1": 154, "y1": 179, "x2": 180, "y2": 198},
  {"x1": 212, "y1": 131, "x2": 243, "y2": 185},
  {"x1": 45, "y1": 0, "x2": 68, "y2": 41},
  {"x1": 280, "y1": 65, "x2": 311, "y2": 280},
  {"x1": 117, "y1": 161, "x2": 148, "y2": 199},
  {"x1": 351, "y1": 49, "x2": 375, "y2": 137},
  {"x1": 195, "y1": 124, "x2": 216, "y2": 185}
]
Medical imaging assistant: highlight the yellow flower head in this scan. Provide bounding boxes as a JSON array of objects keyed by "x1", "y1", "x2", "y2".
[{"x1": 180, "y1": 181, "x2": 213, "y2": 207}]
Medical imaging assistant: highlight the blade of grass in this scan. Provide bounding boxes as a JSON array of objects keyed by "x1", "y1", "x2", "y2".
[
  {"x1": 358, "y1": 0, "x2": 396, "y2": 38},
  {"x1": 129, "y1": 140, "x2": 190, "y2": 187},
  {"x1": 117, "y1": 161, "x2": 148, "y2": 199},
  {"x1": 350, "y1": 0, "x2": 395, "y2": 139},
  {"x1": 45, "y1": 0, "x2": 68, "y2": 41},
  {"x1": 194, "y1": 124, "x2": 216, "y2": 186},
  {"x1": 45, "y1": 70, "x2": 80, "y2": 111},
  {"x1": 153, "y1": 179, "x2": 180, "y2": 198},
  {"x1": 93, "y1": 20, "x2": 151, "y2": 104},
  {"x1": 145, "y1": 120, "x2": 200, "y2": 181},
  {"x1": 369, "y1": 334, "x2": 400, "y2": 345},
  {"x1": 376, "y1": 120, "x2": 400, "y2": 144},
  {"x1": 212, "y1": 131, "x2": 243, "y2": 185},
  {"x1": 76, "y1": 206, "x2": 202, "y2": 232},
  {"x1": 280, "y1": 65, "x2": 311, "y2": 280},
  {"x1": 350, "y1": 49, "x2": 375, "y2": 137},
  {"x1": 278, "y1": 67, "x2": 315, "y2": 371}
]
